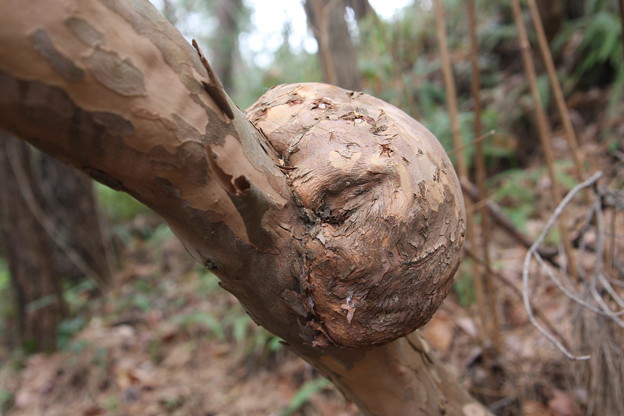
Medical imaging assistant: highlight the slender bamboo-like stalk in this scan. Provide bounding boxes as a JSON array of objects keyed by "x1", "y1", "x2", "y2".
[
  {"x1": 618, "y1": 0, "x2": 624, "y2": 59},
  {"x1": 526, "y1": 0, "x2": 585, "y2": 182},
  {"x1": 510, "y1": 0, "x2": 577, "y2": 276},
  {"x1": 435, "y1": 3, "x2": 502, "y2": 391},
  {"x1": 466, "y1": 0, "x2": 501, "y2": 355},
  {"x1": 434, "y1": 0, "x2": 465, "y2": 178}
]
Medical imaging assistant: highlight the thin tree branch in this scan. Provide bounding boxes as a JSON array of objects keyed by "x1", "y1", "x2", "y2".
[{"x1": 522, "y1": 171, "x2": 603, "y2": 360}]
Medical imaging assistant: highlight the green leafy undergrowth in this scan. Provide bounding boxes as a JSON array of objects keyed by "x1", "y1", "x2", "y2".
[
  {"x1": 487, "y1": 162, "x2": 577, "y2": 233},
  {"x1": 280, "y1": 377, "x2": 332, "y2": 416}
]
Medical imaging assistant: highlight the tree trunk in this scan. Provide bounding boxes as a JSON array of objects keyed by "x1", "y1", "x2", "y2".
[
  {"x1": 304, "y1": 0, "x2": 362, "y2": 91},
  {"x1": 211, "y1": 0, "x2": 243, "y2": 93},
  {"x1": 0, "y1": 133, "x2": 67, "y2": 353},
  {"x1": 0, "y1": 1, "x2": 490, "y2": 414},
  {"x1": 34, "y1": 145, "x2": 112, "y2": 288},
  {"x1": 347, "y1": 0, "x2": 378, "y2": 22}
]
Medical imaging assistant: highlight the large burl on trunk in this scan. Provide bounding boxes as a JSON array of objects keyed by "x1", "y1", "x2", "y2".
[
  {"x1": 0, "y1": 1, "x2": 487, "y2": 414},
  {"x1": 247, "y1": 83, "x2": 465, "y2": 348}
]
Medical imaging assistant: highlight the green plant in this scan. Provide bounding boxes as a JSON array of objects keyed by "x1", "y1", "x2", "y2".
[
  {"x1": 0, "y1": 258, "x2": 12, "y2": 345},
  {"x1": 146, "y1": 223, "x2": 174, "y2": 247},
  {"x1": 63, "y1": 279, "x2": 96, "y2": 312},
  {"x1": 161, "y1": 395, "x2": 185, "y2": 411},
  {"x1": 196, "y1": 269, "x2": 220, "y2": 295},
  {"x1": 95, "y1": 183, "x2": 150, "y2": 222},
  {"x1": 131, "y1": 292, "x2": 152, "y2": 312},
  {"x1": 488, "y1": 162, "x2": 577, "y2": 233},
  {"x1": 280, "y1": 377, "x2": 332, "y2": 416},
  {"x1": 249, "y1": 327, "x2": 283, "y2": 354},
  {"x1": 552, "y1": 7, "x2": 623, "y2": 109},
  {"x1": 0, "y1": 258, "x2": 8, "y2": 290},
  {"x1": 57, "y1": 315, "x2": 87, "y2": 350},
  {"x1": 489, "y1": 168, "x2": 537, "y2": 231},
  {"x1": 454, "y1": 267, "x2": 476, "y2": 307},
  {"x1": 149, "y1": 338, "x2": 162, "y2": 364},
  {"x1": 104, "y1": 396, "x2": 119, "y2": 413},
  {"x1": 169, "y1": 311, "x2": 226, "y2": 340},
  {"x1": 0, "y1": 389, "x2": 13, "y2": 412}
]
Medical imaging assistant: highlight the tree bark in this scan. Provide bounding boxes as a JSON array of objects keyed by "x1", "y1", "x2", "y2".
[
  {"x1": 0, "y1": 133, "x2": 67, "y2": 353},
  {"x1": 304, "y1": 0, "x2": 362, "y2": 91},
  {"x1": 33, "y1": 145, "x2": 112, "y2": 288},
  {"x1": 0, "y1": 1, "x2": 489, "y2": 414},
  {"x1": 347, "y1": 0, "x2": 378, "y2": 22}
]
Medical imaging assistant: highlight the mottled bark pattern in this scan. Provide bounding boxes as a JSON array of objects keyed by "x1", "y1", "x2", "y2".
[
  {"x1": 248, "y1": 83, "x2": 465, "y2": 347},
  {"x1": 0, "y1": 1, "x2": 489, "y2": 414}
]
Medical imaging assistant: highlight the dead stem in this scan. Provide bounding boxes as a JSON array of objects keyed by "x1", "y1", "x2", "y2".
[
  {"x1": 511, "y1": 0, "x2": 577, "y2": 277},
  {"x1": 466, "y1": 0, "x2": 500, "y2": 357},
  {"x1": 522, "y1": 171, "x2": 603, "y2": 360},
  {"x1": 435, "y1": 0, "x2": 501, "y2": 392},
  {"x1": 525, "y1": 0, "x2": 585, "y2": 182}
]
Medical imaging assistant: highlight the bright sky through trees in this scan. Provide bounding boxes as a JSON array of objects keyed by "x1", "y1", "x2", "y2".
[
  {"x1": 244, "y1": 0, "x2": 412, "y2": 65},
  {"x1": 151, "y1": 0, "x2": 412, "y2": 67}
]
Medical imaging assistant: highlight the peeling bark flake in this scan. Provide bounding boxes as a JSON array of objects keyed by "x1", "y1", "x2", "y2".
[
  {"x1": 191, "y1": 39, "x2": 234, "y2": 120},
  {"x1": 86, "y1": 49, "x2": 146, "y2": 96},
  {"x1": 31, "y1": 29, "x2": 84, "y2": 82},
  {"x1": 340, "y1": 296, "x2": 357, "y2": 323},
  {"x1": 66, "y1": 17, "x2": 104, "y2": 47}
]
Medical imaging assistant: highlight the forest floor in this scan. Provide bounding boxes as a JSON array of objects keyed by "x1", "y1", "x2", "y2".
[{"x1": 0, "y1": 122, "x2": 622, "y2": 416}]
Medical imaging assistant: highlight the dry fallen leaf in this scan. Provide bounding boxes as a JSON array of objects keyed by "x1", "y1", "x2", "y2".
[
  {"x1": 422, "y1": 312, "x2": 455, "y2": 353},
  {"x1": 522, "y1": 399, "x2": 550, "y2": 416},
  {"x1": 548, "y1": 389, "x2": 582, "y2": 416}
]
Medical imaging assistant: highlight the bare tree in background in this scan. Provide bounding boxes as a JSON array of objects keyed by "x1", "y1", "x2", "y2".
[
  {"x1": 346, "y1": 0, "x2": 378, "y2": 22},
  {"x1": 0, "y1": 133, "x2": 67, "y2": 352},
  {"x1": 211, "y1": 0, "x2": 244, "y2": 93},
  {"x1": 304, "y1": 0, "x2": 362, "y2": 90},
  {"x1": 0, "y1": 131, "x2": 111, "y2": 352}
]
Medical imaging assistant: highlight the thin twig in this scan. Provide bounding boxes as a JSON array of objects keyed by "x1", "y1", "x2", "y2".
[
  {"x1": 464, "y1": 247, "x2": 571, "y2": 351},
  {"x1": 534, "y1": 253, "x2": 624, "y2": 318},
  {"x1": 522, "y1": 171, "x2": 602, "y2": 360},
  {"x1": 592, "y1": 200, "x2": 624, "y2": 308},
  {"x1": 448, "y1": 129, "x2": 495, "y2": 156},
  {"x1": 461, "y1": 179, "x2": 559, "y2": 262}
]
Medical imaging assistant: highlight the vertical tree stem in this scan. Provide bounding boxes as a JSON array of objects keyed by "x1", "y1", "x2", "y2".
[
  {"x1": 466, "y1": 0, "x2": 501, "y2": 355},
  {"x1": 435, "y1": 1, "x2": 502, "y2": 386},
  {"x1": 511, "y1": 0, "x2": 577, "y2": 276},
  {"x1": 526, "y1": 0, "x2": 585, "y2": 182},
  {"x1": 619, "y1": 0, "x2": 624, "y2": 60},
  {"x1": 434, "y1": 0, "x2": 465, "y2": 178}
]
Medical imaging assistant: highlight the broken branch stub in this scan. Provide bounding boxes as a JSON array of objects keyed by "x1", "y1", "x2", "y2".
[{"x1": 248, "y1": 83, "x2": 466, "y2": 347}]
